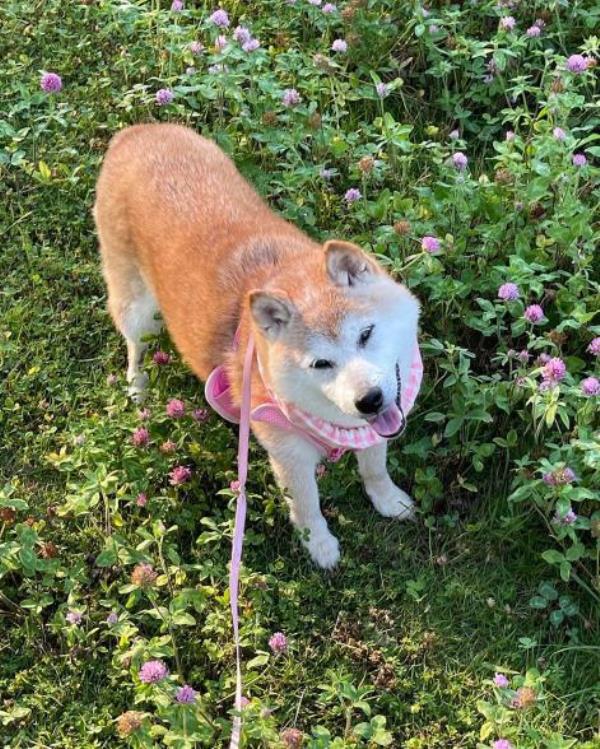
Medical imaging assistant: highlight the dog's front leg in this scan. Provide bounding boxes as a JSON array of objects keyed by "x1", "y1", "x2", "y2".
[
  {"x1": 258, "y1": 429, "x2": 340, "y2": 569},
  {"x1": 357, "y1": 441, "x2": 415, "y2": 520}
]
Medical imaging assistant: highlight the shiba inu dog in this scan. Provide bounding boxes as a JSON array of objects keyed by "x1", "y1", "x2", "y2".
[{"x1": 94, "y1": 123, "x2": 421, "y2": 569}]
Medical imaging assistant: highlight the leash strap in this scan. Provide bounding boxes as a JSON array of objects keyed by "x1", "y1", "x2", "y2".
[{"x1": 229, "y1": 334, "x2": 254, "y2": 748}]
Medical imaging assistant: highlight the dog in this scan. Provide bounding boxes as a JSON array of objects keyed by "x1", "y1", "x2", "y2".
[{"x1": 94, "y1": 123, "x2": 422, "y2": 569}]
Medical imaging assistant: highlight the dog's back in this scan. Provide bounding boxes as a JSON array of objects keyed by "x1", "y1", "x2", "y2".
[{"x1": 94, "y1": 123, "x2": 318, "y2": 382}]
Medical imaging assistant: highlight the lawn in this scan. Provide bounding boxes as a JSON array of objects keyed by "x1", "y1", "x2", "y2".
[{"x1": 0, "y1": 1, "x2": 598, "y2": 747}]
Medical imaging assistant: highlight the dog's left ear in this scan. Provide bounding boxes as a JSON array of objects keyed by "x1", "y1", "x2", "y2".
[
  {"x1": 249, "y1": 289, "x2": 293, "y2": 340},
  {"x1": 324, "y1": 240, "x2": 380, "y2": 287}
]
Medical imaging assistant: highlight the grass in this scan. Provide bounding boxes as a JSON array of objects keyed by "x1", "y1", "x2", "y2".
[{"x1": 1, "y1": 0, "x2": 599, "y2": 747}]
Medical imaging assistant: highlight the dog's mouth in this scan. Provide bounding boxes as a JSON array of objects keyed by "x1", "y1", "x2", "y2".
[{"x1": 368, "y1": 363, "x2": 406, "y2": 438}]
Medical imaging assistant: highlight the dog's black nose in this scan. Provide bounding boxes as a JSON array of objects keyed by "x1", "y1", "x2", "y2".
[{"x1": 355, "y1": 387, "x2": 383, "y2": 415}]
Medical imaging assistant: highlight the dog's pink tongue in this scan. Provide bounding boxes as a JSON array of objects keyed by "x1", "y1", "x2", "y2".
[{"x1": 371, "y1": 402, "x2": 404, "y2": 437}]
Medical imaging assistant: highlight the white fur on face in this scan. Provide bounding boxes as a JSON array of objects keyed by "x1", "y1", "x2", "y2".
[{"x1": 263, "y1": 277, "x2": 420, "y2": 426}]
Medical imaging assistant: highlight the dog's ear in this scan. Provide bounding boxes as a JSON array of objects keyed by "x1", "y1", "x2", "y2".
[
  {"x1": 324, "y1": 240, "x2": 380, "y2": 287},
  {"x1": 249, "y1": 290, "x2": 293, "y2": 339}
]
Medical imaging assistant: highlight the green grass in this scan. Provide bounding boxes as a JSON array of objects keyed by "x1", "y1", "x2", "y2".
[{"x1": 1, "y1": 0, "x2": 599, "y2": 747}]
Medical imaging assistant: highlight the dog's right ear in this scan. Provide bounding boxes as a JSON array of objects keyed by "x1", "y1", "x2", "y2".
[
  {"x1": 324, "y1": 240, "x2": 380, "y2": 287},
  {"x1": 249, "y1": 290, "x2": 293, "y2": 339}
]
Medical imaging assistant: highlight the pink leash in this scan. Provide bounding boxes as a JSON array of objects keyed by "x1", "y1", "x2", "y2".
[{"x1": 228, "y1": 334, "x2": 255, "y2": 748}]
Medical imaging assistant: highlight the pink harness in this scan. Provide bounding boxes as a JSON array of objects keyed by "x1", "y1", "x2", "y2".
[
  {"x1": 211, "y1": 333, "x2": 423, "y2": 747},
  {"x1": 206, "y1": 340, "x2": 423, "y2": 461}
]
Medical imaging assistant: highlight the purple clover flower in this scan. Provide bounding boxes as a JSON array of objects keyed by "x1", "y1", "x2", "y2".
[
  {"x1": 209, "y1": 9, "x2": 229, "y2": 27},
  {"x1": 243, "y1": 39, "x2": 260, "y2": 53},
  {"x1": 421, "y1": 235, "x2": 440, "y2": 254},
  {"x1": 544, "y1": 467, "x2": 576, "y2": 487},
  {"x1": 320, "y1": 167, "x2": 335, "y2": 180},
  {"x1": 452, "y1": 152, "x2": 468, "y2": 170},
  {"x1": 282, "y1": 88, "x2": 301, "y2": 107},
  {"x1": 555, "y1": 509, "x2": 577, "y2": 526},
  {"x1": 170, "y1": 466, "x2": 192, "y2": 485},
  {"x1": 498, "y1": 282, "x2": 519, "y2": 301},
  {"x1": 566, "y1": 54, "x2": 589, "y2": 73},
  {"x1": 40, "y1": 72, "x2": 62, "y2": 93},
  {"x1": 156, "y1": 88, "x2": 174, "y2": 106},
  {"x1": 553, "y1": 126, "x2": 566, "y2": 141},
  {"x1": 505, "y1": 130, "x2": 515, "y2": 141},
  {"x1": 331, "y1": 39, "x2": 348, "y2": 53},
  {"x1": 139, "y1": 660, "x2": 169, "y2": 684},
  {"x1": 542, "y1": 357, "x2": 566, "y2": 383},
  {"x1": 344, "y1": 187, "x2": 361, "y2": 204},
  {"x1": 132, "y1": 427, "x2": 150, "y2": 447},
  {"x1": 161, "y1": 439, "x2": 177, "y2": 454},
  {"x1": 171, "y1": 0, "x2": 184, "y2": 11},
  {"x1": 526, "y1": 25, "x2": 541, "y2": 37},
  {"x1": 587, "y1": 337, "x2": 600, "y2": 356},
  {"x1": 572, "y1": 153, "x2": 587, "y2": 167},
  {"x1": 153, "y1": 350, "x2": 170, "y2": 365},
  {"x1": 269, "y1": 632, "x2": 288, "y2": 654},
  {"x1": 322, "y1": 3, "x2": 337, "y2": 12},
  {"x1": 499, "y1": 16, "x2": 516, "y2": 31},
  {"x1": 190, "y1": 41, "x2": 204, "y2": 55},
  {"x1": 107, "y1": 611, "x2": 119, "y2": 625},
  {"x1": 66, "y1": 610, "x2": 82, "y2": 625},
  {"x1": 176, "y1": 684, "x2": 197, "y2": 704},
  {"x1": 233, "y1": 25, "x2": 251, "y2": 44},
  {"x1": 493, "y1": 673, "x2": 510, "y2": 688},
  {"x1": 449, "y1": 129, "x2": 460, "y2": 140},
  {"x1": 376, "y1": 82, "x2": 390, "y2": 98},
  {"x1": 136, "y1": 492, "x2": 148, "y2": 507},
  {"x1": 581, "y1": 376, "x2": 600, "y2": 396},
  {"x1": 166, "y1": 398, "x2": 185, "y2": 419},
  {"x1": 308, "y1": 0, "x2": 322, "y2": 5},
  {"x1": 493, "y1": 741, "x2": 513, "y2": 749},
  {"x1": 192, "y1": 408, "x2": 208, "y2": 422},
  {"x1": 524, "y1": 304, "x2": 544, "y2": 324},
  {"x1": 215, "y1": 35, "x2": 228, "y2": 51}
]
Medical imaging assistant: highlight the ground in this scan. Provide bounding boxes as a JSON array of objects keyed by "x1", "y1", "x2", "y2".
[{"x1": 1, "y1": 1, "x2": 598, "y2": 748}]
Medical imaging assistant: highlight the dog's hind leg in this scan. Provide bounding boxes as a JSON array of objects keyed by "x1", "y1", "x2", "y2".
[
  {"x1": 356, "y1": 442, "x2": 415, "y2": 520},
  {"x1": 120, "y1": 280, "x2": 161, "y2": 401},
  {"x1": 96, "y1": 227, "x2": 161, "y2": 401}
]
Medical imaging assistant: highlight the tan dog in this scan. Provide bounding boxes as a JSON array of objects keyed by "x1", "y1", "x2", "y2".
[{"x1": 94, "y1": 123, "x2": 421, "y2": 568}]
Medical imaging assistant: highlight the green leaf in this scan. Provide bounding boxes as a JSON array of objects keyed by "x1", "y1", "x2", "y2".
[
  {"x1": 538, "y1": 581, "x2": 558, "y2": 601},
  {"x1": 549, "y1": 609, "x2": 565, "y2": 627},
  {"x1": 95, "y1": 546, "x2": 118, "y2": 568},
  {"x1": 559, "y1": 561, "x2": 572, "y2": 582},
  {"x1": 565, "y1": 543, "x2": 584, "y2": 562},
  {"x1": 444, "y1": 417, "x2": 463, "y2": 438},
  {"x1": 541, "y1": 549, "x2": 564, "y2": 565},
  {"x1": 529, "y1": 595, "x2": 548, "y2": 609},
  {"x1": 171, "y1": 611, "x2": 196, "y2": 626},
  {"x1": 246, "y1": 653, "x2": 269, "y2": 670}
]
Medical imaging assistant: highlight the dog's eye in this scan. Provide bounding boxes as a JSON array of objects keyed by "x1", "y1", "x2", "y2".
[
  {"x1": 311, "y1": 359, "x2": 334, "y2": 370},
  {"x1": 358, "y1": 325, "x2": 374, "y2": 348}
]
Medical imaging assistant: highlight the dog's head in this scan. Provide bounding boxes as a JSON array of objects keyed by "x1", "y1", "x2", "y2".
[{"x1": 249, "y1": 240, "x2": 420, "y2": 434}]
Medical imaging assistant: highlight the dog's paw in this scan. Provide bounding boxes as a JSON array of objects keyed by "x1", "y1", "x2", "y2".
[
  {"x1": 369, "y1": 483, "x2": 415, "y2": 520},
  {"x1": 305, "y1": 529, "x2": 340, "y2": 570},
  {"x1": 127, "y1": 373, "x2": 149, "y2": 403}
]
